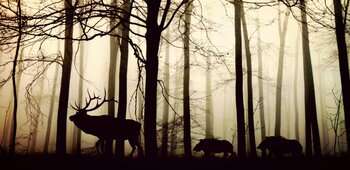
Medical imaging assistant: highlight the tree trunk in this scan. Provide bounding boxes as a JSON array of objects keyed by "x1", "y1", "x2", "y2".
[
  {"x1": 105, "y1": 0, "x2": 120, "y2": 156},
  {"x1": 161, "y1": 30, "x2": 170, "y2": 158},
  {"x1": 4, "y1": 48, "x2": 23, "y2": 154},
  {"x1": 294, "y1": 31, "x2": 300, "y2": 141},
  {"x1": 56, "y1": 0, "x2": 74, "y2": 155},
  {"x1": 9, "y1": 0, "x2": 22, "y2": 155},
  {"x1": 242, "y1": 7, "x2": 257, "y2": 158},
  {"x1": 115, "y1": 0, "x2": 131, "y2": 158},
  {"x1": 333, "y1": 0, "x2": 350, "y2": 153},
  {"x1": 300, "y1": 0, "x2": 322, "y2": 157},
  {"x1": 183, "y1": 1, "x2": 193, "y2": 159},
  {"x1": 234, "y1": 0, "x2": 246, "y2": 158},
  {"x1": 30, "y1": 72, "x2": 45, "y2": 153},
  {"x1": 144, "y1": 1, "x2": 162, "y2": 158},
  {"x1": 170, "y1": 64, "x2": 181, "y2": 155},
  {"x1": 44, "y1": 64, "x2": 59, "y2": 154},
  {"x1": 256, "y1": 17, "x2": 266, "y2": 140},
  {"x1": 71, "y1": 39, "x2": 84, "y2": 155},
  {"x1": 205, "y1": 50, "x2": 214, "y2": 139},
  {"x1": 275, "y1": 5, "x2": 290, "y2": 136}
]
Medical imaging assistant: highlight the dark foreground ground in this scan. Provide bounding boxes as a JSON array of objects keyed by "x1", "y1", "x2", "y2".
[{"x1": 1, "y1": 155, "x2": 349, "y2": 170}]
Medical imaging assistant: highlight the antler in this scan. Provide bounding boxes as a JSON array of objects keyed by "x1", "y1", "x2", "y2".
[{"x1": 71, "y1": 89, "x2": 118, "y2": 111}]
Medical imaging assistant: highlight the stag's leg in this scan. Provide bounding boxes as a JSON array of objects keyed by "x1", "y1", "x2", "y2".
[
  {"x1": 95, "y1": 139, "x2": 105, "y2": 155},
  {"x1": 128, "y1": 139, "x2": 143, "y2": 158},
  {"x1": 136, "y1": 143, "x2": 144, "y2": 158},
  {"x1": 128, "y1": 139, "x2": 137, "y2": 157}
]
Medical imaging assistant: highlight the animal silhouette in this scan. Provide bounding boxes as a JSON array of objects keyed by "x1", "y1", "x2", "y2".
[
  {"x1": 69, "y1": 90, "x2": 143, "y2": 157},
  {"x1": 257, "y1": 136, "x2": 303, "y2": 158},
  {"x1": 193, "y1": 138, "x2": 235, "y2": 158}
]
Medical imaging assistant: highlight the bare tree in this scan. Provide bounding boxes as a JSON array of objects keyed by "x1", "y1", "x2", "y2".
[
  {"x1": 275, "y1": 4, "x2": 290, "y2": 137},
  {"x1": 234, "y1": 0, "x2": 246, "y2": 158},
  {"x1": 71, "y1": 39, "x2": 84, "y2": 154},
  {"x1": 43, "y1": 63, "x2": 60, "y2": 154},
  {"x1": 161, "y1": 29, "x2": 170, "y2": 158},
  {"x1": 333, "y1": 0, "x2": 350, "y2": 153},
  {"x1": 115, "y1": 0, "x2": 131, "y2": 158},
  {"x1": 293, "y1": 30, "x2": 300, "y2": 141},
  {"x1": 106, "y1": 0, "x2": 120, "y2": 156},
  {"x1": 9, "y1": 0, "x2": 23, "y2": 155},
  {"x1": 300, "y1": 0, "x2": 322, "y2": 157},
  {"x1": 143, "y1": 0, "x2": 189, "y2": 158},
  {"x1": 56, "y1": 0, "x2": 74, "y2": 155},
  {"x1": 242, "y1": 4, "x2": 256, "y2": 158},
  {"x1": 256, "y1": 16, "x2": 266, "y2": 144},
  {"x1": 183, "y1": 0, "x2": 193, "y2": 158}
]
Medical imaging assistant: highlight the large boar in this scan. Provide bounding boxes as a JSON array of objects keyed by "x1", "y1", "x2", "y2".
[
  {"x1": 193, "y1": 138, "x2": 235, "y2": 157},
  {"x1": 257, "y1": 136, "x2": 303, "y2": 158}
]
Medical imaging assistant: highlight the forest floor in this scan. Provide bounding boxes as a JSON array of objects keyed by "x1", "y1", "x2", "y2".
[{"x1": 1, "y1": 154, "x2": 349, "y2": 170}]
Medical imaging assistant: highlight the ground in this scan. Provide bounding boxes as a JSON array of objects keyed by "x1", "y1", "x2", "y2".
[{"x1": 1, "y1": 154, "x2": 349, "y2": 170}]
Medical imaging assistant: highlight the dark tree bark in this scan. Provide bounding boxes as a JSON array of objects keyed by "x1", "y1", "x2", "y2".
[
  {"x1": 183, "y1": 1, "x2": 193, "y2": 159},
  {"x1": 275, "y1": 5, "x2": 290, "y2": 136},
  {"x1": 143, "y1": 0, "x2": 188, "y2": 159},
  {"x1": 234, "y1": 0, "x2": 246, "y2": 158},
  {"x1": 333, "y1": 0, "x2": 350, "y2": 153},
  {"x1": 300, "y1": 0, "x2": 322, "y2": 157},
  {"x1": 4, "y1": 48, "x2": 23, "y2": 154},
  {"x1": 144, "y1": 1, "x2": 162, "y2": 158},
  {"x1": 105, "y1": 0, "x2": 120, "y2": 156},
  {"x1": 9, "y1": 0, "x2": 22, "y2": 155},
  {"x1": 56, "y1": 0, "x2": 74, "y2": 155},
  {"x1": 115, "y1": 0, "x2": 131, "y2": 158},
  {"x1": 242, "y1": 7, "x2": 256, "y2": 158}
]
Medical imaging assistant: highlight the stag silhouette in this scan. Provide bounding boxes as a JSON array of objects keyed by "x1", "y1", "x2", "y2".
[{"x1": 69, "y1": 90, "x2": 143, "y2": 157}]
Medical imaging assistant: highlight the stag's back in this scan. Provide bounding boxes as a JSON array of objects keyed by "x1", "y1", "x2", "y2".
[{"x1": 71, "y1": 114, "x2": 141, "y2": 140}]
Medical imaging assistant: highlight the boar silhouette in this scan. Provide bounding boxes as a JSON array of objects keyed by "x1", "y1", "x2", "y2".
[
  {"x1": 193, "y1": 138, "x2": 234, "y2": 157},
  {"x1": 257, "y1": 136, "x2": 303, "y2": 158}
]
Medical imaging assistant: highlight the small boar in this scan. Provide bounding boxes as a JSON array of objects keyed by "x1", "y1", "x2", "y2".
[
  {"x1": 257, "y1": 136, "x2": 303, "y2": 158},
  {"x1": 193, "y1": 138, "x2": 234, "y2": 157}
]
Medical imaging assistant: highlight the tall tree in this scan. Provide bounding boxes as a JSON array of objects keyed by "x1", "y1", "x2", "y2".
[
  {"x1": 4, "y1": 47, "x2": 24, "y2": 154},
  {"x1": 300, "y1": 0, "x2": 321, "y2": 157},
  {"x1": 71, "y1": 40, "x2": 84, "y2": 154},
  {"x1": 56, "y1": 0, "x2": 74, "y2": 155},
  {"x1": 234, "y1": 0, "x2": 246, "y2": 158},
  {"x1": 275, "y1": 4, "x2": 290, "y2": 136},
  {"x1": 256, "y1": 17, "x2": 266, "y2": 141},
  {"x1": 29, "y1": 71, "x2": 45, "y2": 153},
  {"x1": 9, "y1": 0, "x2": 22, "y2": 155},
  {"x1": 205, "y1": 51, "x2": 213, "y2": 139},
  {"x1": 183, "y1": 0, "x2": 193, "y2": 158},
  {"x1": 161, "y1": 29, "x2": 170, "y2": 158},
  {"x1": 143, "y1": 0, "x2": 188, "y2": 158},
  {"x1": 106, "y1": 0, "x2": 120, "y2": 156},
  {"x1": 170, "y1": 64, "x2": 182, "y2": 155},
  {"x1": 333, "y1": 0, "x2": 350, "y2": 153},
  {"x1": 115, "y1": 0, "x2": 131, "y2": 158},
  {"x1": 43, "y1": 63, "x2": 59, "y2": 154},
  {"x1": 293, "y1": 31, "x2": 300, "y2": 141},
  {"x1": 242, "y1": 6, "x2": 256, "y2": 158}
]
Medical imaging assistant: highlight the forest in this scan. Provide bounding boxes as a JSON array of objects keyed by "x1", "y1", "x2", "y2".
[{"x1": 1, "y1": 0, "x2": 350, "y2": 169}]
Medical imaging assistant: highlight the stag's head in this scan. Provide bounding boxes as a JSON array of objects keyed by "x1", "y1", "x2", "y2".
[{"x1": 69, "y1": 90, "x2": 116, "y2": 122}]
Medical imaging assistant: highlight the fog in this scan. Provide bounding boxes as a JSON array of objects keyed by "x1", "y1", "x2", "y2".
[{"x1": 0, "y1": 0, "x2": 348, "y2": 158}]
